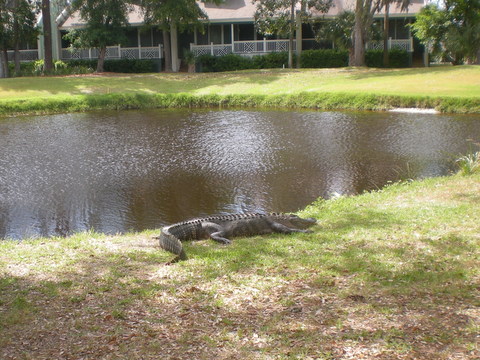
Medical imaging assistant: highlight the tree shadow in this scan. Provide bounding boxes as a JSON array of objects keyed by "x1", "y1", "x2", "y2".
[
  {"x1": 348, "y1": 65, "x2": 462, "y2": 81},
  {"x1": 0, "y1": 204, "x2": 477, "y2": 359}
]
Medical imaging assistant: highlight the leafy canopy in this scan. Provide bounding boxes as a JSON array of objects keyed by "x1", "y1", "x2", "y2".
[
  {"x1": 409, "y1": 0, "x2": 480, "y2": 64},
  {"x1": 65, "y1": 0, "x2": 132, "y2": 49}
]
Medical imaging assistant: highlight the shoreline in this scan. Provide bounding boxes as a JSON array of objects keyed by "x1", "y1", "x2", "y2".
[{"x1": 1, "y1": 91, "x2": 479, "y2": 117}]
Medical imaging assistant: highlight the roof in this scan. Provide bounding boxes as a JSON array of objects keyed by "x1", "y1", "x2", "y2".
[{"x1": 59, "y1": 0, "x2": 424, "y2": 29}]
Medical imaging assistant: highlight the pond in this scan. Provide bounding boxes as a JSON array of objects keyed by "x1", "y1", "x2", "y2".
[{"x1": 1, "y1": 109, "x2": 479, "y2": 239}]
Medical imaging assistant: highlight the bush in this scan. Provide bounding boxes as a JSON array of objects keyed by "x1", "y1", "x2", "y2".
[
  {"x1": 197, "y1": 52, "x2": 293, "y2": 72},
  {"x1": 67, "y1": 58, "x2": 157, "y2": 73},
  {"x1": 195, "y1": 50, "x2": 350, "y2": 72},
  {"x1": 215, "y1": 54, "x2": 253, "y2": 72},
  {"x1": 7, "y1": 58, "x2": 156, "y2": 77},
  {"x1": 300, "y1": 49, "x2": 349, "y2": 68},
  {"x1": 365, "y1": 49, "x2": 410, "y2": 68},
  {"x1": 256, "y1": 52, "x2": 290, "y2": 68},
  {"x1": 388, "y1": 48, "x2": 410, "y2": 68},
  {"x1": 102, "y1": 59, "x2": 156, "y2": 73}
]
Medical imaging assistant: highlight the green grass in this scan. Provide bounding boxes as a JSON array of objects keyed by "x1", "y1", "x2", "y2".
[
  {"x1": 1, "y1": 173, "x2": 479, "y2": 359},
  {"x1": 0, "y1": 66, "x2": 479, "y2": 115}
]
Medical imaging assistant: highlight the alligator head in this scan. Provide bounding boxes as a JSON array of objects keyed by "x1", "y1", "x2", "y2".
[{"x1": 278, "y1": 214, "x2": 317, "y2": 229}]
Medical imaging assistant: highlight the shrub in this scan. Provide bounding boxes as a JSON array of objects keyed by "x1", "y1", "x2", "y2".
[
  {"x1": 215, "y1": 54, "x2": 253, "y2": 72},
  {"x1": 196, "y1": 52, "x2": 291, "y2": 72},
  {"x1": 365, "y1": 50, "x2": 384, "y2": 67},
  {"x1": 258, "y1": 52, "x2": 289, "y2": 68},
  {"x1": 102, "y1": 59, "x2": 156, "y2": 73},
  {"x1": 300, "y1": 49, "x2": 349, "y2": 68},
  {"x1": 456, "y1": 151, "x2": 480, "y2": 175},
  {"x1": 388, "y1": 48, "x2": 410, "y2": 68},
  {"x1": 365, "y1": 49, "x2": 410, "y2": 68}
]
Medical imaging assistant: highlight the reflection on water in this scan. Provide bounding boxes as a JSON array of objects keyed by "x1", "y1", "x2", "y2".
[{"x1": 0, "y1": 109, "x2": 478, "y2": 239}]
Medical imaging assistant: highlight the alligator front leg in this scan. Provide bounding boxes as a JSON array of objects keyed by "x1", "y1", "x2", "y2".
[
  {"x1": 209, "y1": 232, "x2": 232, "y2": 244},
  {"x1": 269, "y1": 221, "x2": 313, "y2": 234},
  {"x1": 202, "y1": 222, "x2": 232, "y2": 245}
]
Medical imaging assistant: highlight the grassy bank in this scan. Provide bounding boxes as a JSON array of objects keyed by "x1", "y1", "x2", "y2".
[
  {"x1": 1, "y1": 173, "x2": 479, "y2": 359},
  {"x1": 1, "y1": 66, "x2": 479, "y2": 115}
]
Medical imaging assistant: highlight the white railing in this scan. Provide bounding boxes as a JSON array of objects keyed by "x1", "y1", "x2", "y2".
[
  {"x1": 190, "y1": 44, "x2": 233, "y2": 57},
  {"x1": 191, "y1": 37, "x2": 414, "y2": 57},
  {"x1": 191, "y1": 39, "x2": 296, "y2": 57},
  {"x1": 61, "y1": 45, "x2": 163, "y2": 60},
  {"x1": 367, "y1": 38, "x2": 414, "y2": 52},
  {"x1": 7, "y1": 49, "x2": 39, "y2": 62}
]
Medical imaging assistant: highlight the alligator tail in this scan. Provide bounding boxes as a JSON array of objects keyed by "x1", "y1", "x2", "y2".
[{"x1": 157, "y1": 230, "x2": 188, "y2": 262}]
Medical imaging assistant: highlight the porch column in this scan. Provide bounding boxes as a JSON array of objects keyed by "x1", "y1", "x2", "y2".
[
  {"x1": 170, "y1": 22, "x2": 179, "y2": 72},
  {"x1": 137, "y1": 28, "x2": 142, "y2": 59},
  {"x1": 296, "y1": 10, "x2": 302, "y2": 68},
  {"x1": 231, "y1": 24, "x2": 235, "y2": 53}
]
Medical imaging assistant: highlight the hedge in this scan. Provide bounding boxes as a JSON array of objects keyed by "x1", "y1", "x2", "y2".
[
  {"x1": 365, "y1": 48, "x2": 410, "y2": 68},
  {"x1": 7, "y1": 58, "x2": 158, "y2": 77},
  {"x1": 196, "y1": 50, "x2": 349, "y2": 72},
  {"x1": 195, "y1": 48, "x2": 410, "y2": 72}
]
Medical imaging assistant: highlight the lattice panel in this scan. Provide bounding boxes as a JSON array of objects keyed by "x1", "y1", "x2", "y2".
[
  {"x1": 121, "y1": 49, "x2": 138, "y2": 59},
  {"x1": 213, "y1": 47, "x2": 231, "y2": 56},
  {"x1": 141, "y1": 49, "x2": 159, "y2": 59},
  {"x1": 106, "y1": 47, "x2": 119, "y2": 58},
  {"x1": 192, "y1": 48, "x2": 210, "y2": 56},
  {"x1": 245, "y1": 43, "x2": 255, "y2": 53}
]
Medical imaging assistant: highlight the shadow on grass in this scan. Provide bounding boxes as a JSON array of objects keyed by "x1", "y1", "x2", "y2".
[
  {"x1": 348, "y1": 65, "x2": 464, "y2": 81},
  {"x1": 0, "y1": 201, "x2": 478, "y2": 359},
  {"x1": 1, "y1": 229, "x2": 477, "y2": 359},
  {"x1": 0, "y1": 71, "x2": 284, "y2": 98}
]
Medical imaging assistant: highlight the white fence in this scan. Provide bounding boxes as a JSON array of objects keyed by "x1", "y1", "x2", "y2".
[
  {"x1": 191, "y1": 38, "x2": 414, "y2": 57},
  {"x1": 7, "y1": 49, "x2": 39, "y2": 62},
  {"x1": 191, "y1": 39, "x2": 296, "y2": 57},
  {"x1": 367, "y1": 38, "x2": 414, "y2": 52},
  {"x1": 61, "y1": 45, "x2": 163, "y2": 60}
]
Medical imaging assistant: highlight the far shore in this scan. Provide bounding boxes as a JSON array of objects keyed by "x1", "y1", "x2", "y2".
[{"x1": 0, "y1": 66, "x2": 479, "y2": 115}]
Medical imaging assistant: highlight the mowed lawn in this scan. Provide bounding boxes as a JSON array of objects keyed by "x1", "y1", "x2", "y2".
[{"x1": 0, "y1": 65, "x2": 479, "y2": 100}]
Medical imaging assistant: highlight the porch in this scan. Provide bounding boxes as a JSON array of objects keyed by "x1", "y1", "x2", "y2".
[
  {"x1": 190, "y1": 38, "x2": 414, "y2": 57},
  {"x1": 60, "y1": 45, "x2": 163, "y2": 61}
]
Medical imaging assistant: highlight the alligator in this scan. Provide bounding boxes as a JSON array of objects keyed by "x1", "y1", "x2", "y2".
[{"x1": 156, "y1": 212, "x2": 317, "y2": 263}]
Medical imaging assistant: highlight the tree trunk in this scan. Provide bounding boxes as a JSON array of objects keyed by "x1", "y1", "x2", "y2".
[
  {"x1": 170, "y1": 22, "x2": 179, "y2": 72},
  {"x1": 353, "y1": 0, "x2": 366, "y2": 66},
  {"x1": 0, "y1": 50, "x2": 9, "y2": 78},
  {"x1": 383, "y1": 2, "x2": 389, "y2": 67},
  {"x1": 288, "y1": 0, "x2": 295, "y2": 69},
  {"x1": 96, "y1": 47, "x2": 106, "y2": 72},
  {"x1": 348, "y1": 47, "x2": 355, "y2": 66},
  {"x1": 162, "y1": 28, "x2": 172, "y2": 72},
  {"x1": 41, "y1": 0, "x2": 53, "y2": 72},
  {"x1": 13, "y1": 0, "x2": 21, "y2": 74},
  {"x1": 14, "y1": 43, "x2": 21, "y2": 74},
  {"x1": 296, "y1": 1, "x2": 306, "y2": 69}
]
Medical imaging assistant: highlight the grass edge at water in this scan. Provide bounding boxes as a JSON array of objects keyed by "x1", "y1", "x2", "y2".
[{"x1": 1, "y1": 91, "x2": 479, "y2": 116}]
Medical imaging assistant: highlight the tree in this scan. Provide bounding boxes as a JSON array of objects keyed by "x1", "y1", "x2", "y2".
[
  {"x1": 66, "y1": 0, "x2": 132, "y2": 72},
  {"x1": 0, "y1": 0, "x2": 12, "y2": 77},
  {"x1": 379, "y1": 0, "x2": 410, "y2": 67},
  {"x1": 41, "y1": 0, "x2": 53, "y2": 71},
  {"x1": 12, "y1": 0, "x2": 38, "y2": 73},
  {"x1": 352, "y1": 0, "x2": 381, "y2": 66},
  {"x1": 409, "y1": 0, "x2": 480, "y2": 64},
  {"x1": 0, "y1": 0, "x2": 37, "y2": 77},
  {"x1": 254, "y1": 0, "x2": 332, "y2": 69},
  {"x1": 141, "y1": 0, "x2": 210, "y2": 72},
  {"x1": 314, "y1": 11, "x2": 355, "y2": 65}
]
